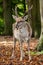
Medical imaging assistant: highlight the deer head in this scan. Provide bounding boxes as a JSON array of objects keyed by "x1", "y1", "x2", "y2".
[{"x1": 12, "y1": 5, "x2": 33, "y2": 22}]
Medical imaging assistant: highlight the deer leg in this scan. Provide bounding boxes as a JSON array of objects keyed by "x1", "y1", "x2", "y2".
[
  {"x1": 19, "y1": 41, "x2": 23, "y2": 61},
  {"x1": 10, "y1": 37, "x2": 16, "y2": 59},
  {"x1": 27, "y1": 41, "x2": 31, "y2": 61}
]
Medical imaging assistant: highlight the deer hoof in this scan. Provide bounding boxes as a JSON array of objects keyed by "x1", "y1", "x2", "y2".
[
  {"x1": 29, "y1": 56, "x2": 31, "y2": 61},
  {"x1": 9, "y1": 55, "x2": 15, "y2": 60},
  {"x1": 20, "y1": 57, "x2": 22, "y2": 61}
]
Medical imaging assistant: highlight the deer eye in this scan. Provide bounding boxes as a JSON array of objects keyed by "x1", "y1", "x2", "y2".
[{"x1": 15, "y1": 24, "x2": 18, "y2": 28}]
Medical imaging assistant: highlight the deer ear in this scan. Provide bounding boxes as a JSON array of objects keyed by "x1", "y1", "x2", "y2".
[
  {"x1": 23, "y1": 15, "x2": 28, "y2": 21},
  {"x1": 12, "y1": 15, "x2": 18, "y2": 20}
]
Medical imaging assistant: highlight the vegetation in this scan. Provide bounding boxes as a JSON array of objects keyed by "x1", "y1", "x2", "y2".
[
  {"x1": 0, "y1": 0, "x2": 43, "y2": 57},
  {"x1": 0, "y1": 0, "x2": 41, "y2": 37}
]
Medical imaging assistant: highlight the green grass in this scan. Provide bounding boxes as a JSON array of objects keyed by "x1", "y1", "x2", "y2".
[{"x1": 25, "y1": 51, "x2": 43, "y2": 56}]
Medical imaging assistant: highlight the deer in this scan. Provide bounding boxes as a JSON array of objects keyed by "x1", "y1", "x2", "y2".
[{"x1": 10, "y1": 5, "x2": 32, "y2": 61}]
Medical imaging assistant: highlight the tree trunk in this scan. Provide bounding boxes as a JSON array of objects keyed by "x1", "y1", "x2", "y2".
[
  {"x1": 25, "y1": 0, "x2": 41, "y2": 38},
  {"x1": 36, "y1": 0, "x2": 43, "y2": 51},
  {"x1": 3, "y1": 0, "x2": 13, "y2": 35},
  {"x1": 31, "y1": 0, "x2": 41, "y2": 38}
]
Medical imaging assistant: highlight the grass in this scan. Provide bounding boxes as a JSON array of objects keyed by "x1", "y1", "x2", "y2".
[{"x1": 25, "y1": 51, "x2": 43, "y2": 56}]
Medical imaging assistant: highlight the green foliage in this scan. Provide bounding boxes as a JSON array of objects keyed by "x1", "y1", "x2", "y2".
[
  {"x1": 12, "y1": 0, "x2": 23, "y2": 4},
  {"x1": 0, "y1": 0, "x2": 41, "y2": 37},
  {"x1": 25, "y1": 51, "x2": 43, "y2": 56},
  {"x1": 0, "y1": 18, "x2": 4, "y2": 34},
  {"x1": 17, "y1": 4, "x2": 24, "y2": 16},
  {"x1": 19, "y1": 12, "x2": 23, "y2": 16},
  {"x1": 17, "y1": 4, "x2": 23, "y2": 9},
  {"x1": 36, "y1": 51, "x2": 43, "y2": 55},
  {"x1": 0, "y1": 7, "x2": 3, "y2": 13},
  {"x1": 12, "y1": 0, "x2": 25, "y2": 16},
  {"x1": 0, "y1": 0, "x2": 25, "y2": 35},
  {"x1": 12, "y1": 0, "x2": 18, "y2": 4},
  {"x1": 0, "y1": 1, "x2": 4, "y2": 35},
  {"x1": 0, "y1": 0, "x2": 2, "y2": 3},
  {"x1": 36, "y1": 36, "x2": 43, "y2": 51}
]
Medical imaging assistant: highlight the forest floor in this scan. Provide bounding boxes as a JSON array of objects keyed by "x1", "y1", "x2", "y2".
[{"x1": 0, "y1": 36, "x2": 43, "y2": 65}]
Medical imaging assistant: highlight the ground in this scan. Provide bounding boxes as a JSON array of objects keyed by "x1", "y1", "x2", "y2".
[{"x1": 0, "y1": 36, "x2": 43, "y2": 65}]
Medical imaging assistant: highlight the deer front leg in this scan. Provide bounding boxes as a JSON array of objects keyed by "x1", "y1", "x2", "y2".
[
  {"x1": 10, "y1": 37, "x2": 16, "y2": 59},
  {"x1": 19, "y1": 41, "x2": 23, "y2": 61},
  {"x1": 27, "y1": 41, "x2": 31, "y2": 61}
]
